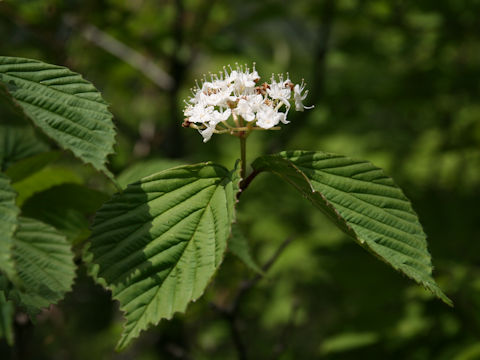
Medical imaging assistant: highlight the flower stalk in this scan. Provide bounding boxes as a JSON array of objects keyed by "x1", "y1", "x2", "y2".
[{"x1": 240, "y1": 135, "x2": 247, "y2": 181}]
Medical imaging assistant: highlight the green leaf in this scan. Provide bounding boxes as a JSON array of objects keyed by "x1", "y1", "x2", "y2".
[
  {"x1": 320, "y1": 331, "x2": 380, "y2": 355},
  {"x1": 0, "y1": 124, "x2": 49, "y2": 172},
  {"x1": 252, "y1": 151, "x2": 452, "y2": 306},
  {"x1": 5, "y1": 151, "x2": 61, "y2": 183},
  {"x1": 0, "y1": 56, "x2": 116, "y2": 178},
  {"x1": 454, "y1": 342, "x2": 480, "y2": 360},
  {"x1": 229, "y1": 224, "x2": 263, "y2": 274},
  {"x1": 12, "y1": 165, "x2": 82, "y2": 206},
  {"x1": 22, "y1": 184, "x2": 110, "y2": 244},
  {"x1": 0, "y1": 173, "x2": 19, "y2": 281},
  {"x1": 0, "y1": 85, "x2": 29, "y2": 126},
  {"x1": 117, "y1": 158, "x2": 185, "y2": 188},
  {"x1": 10, "y1": 217, "x2": 76, "y2": 317},
  {"x1": 87, "y1": 163, "x2": 240, "y2": 350},
  {"x1": 0, "y1": 290, "x2": 15, "y2": 346}
]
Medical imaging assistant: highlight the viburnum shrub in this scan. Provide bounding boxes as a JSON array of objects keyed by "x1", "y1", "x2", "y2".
[{"x1": 0, "y1": 57, "x2": 451, "y2": 351}]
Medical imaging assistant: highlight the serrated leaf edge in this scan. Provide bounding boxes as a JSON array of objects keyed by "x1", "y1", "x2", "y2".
[
  {"x1": 85, "y1": 162, "x2": 241, "y2": 351},
  {"x1": 0, "y1": 57, "x2": 116, "y2": 180},
  {"x1": 252, "y1": 151, "x2": 452, "y2": 306}
]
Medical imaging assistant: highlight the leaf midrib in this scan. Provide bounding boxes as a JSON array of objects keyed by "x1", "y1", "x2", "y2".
[
  {"x1": 14, "y1": 241, "x2": 68, "y2": 291},
  {"x1": 117, "y1": 180, "x2": 224, "y2": 340},
  {"x1": 0, "y1": 70, "x2": 108, "y2": 108},
  {"x1": 296, "y1": 163, "x2": 420, "y2": 230}
]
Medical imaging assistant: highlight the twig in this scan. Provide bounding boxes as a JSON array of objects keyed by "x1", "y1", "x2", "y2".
[
  {"x1": 64, "y1": 17, "x2": 175, "y2": 91},
  {"x1": 270, "y1": 300, "x2": 300, "y2": 360},
  {"x1": 211, "y1": 236, "x2": 294, "y2": 360},
  {"x1": 238, "y1": 169, "x2": 261, "y2": 198},
  {"x1": 209, "y1": 302, "x2": 247, "y2": 360},
  {"x1": 232, "y1": 236, "x2": 294, "y2": 310}
]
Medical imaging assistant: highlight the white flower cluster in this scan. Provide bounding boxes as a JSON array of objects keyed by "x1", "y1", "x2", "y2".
[{"x1": 183, "y1": 64, "x2": 313, "y2": 142}]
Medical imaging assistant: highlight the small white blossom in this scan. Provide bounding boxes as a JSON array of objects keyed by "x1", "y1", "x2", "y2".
[
  {"x1": 229, "y1": 66, "x2": 259, "y2": 94},
  {"x1": 201, "y1": 82, "x2": 234, "y2": 107},
  {"x1": 184, "y1": 103, "x2": 214, "y2": 124},
  {"x1": 267, "y1": 75, "x2": 292, "y2": 111},
  {"x1": 293, "y1": 81, "x2": 314, "y2": 111},
  {"x1": 183, "y1": 63, "x2": 313, "y2": 142},
  {"x1": 200, "y1": 124, "x2": 216, "y2": 143},
  {"x1": 234, "y1": 94, "x2": 263, "y2": 122},
  {"x1": 197, "y1": 108, "x2": 231, "y2": 142},
  {"x1": 234, "y1": 98, "x2": 255, "y2": 122},
  {"x1": 212, "y1": 108, "x2": 232, "y2": 123},
  {"x1": 256, "y1": 104, "x2": 285, "y2": 129}
]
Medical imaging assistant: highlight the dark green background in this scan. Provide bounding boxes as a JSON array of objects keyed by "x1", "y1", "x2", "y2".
[{"x1": 1, "y1": 0, "x2": 479, "y2": 359}]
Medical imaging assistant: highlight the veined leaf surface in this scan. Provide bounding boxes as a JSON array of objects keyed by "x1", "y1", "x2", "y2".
[
  {"x1": 252, "y1": 151, "x2": 451, "y2": 305},
  {"x1": 0, "y1": 173, "x2": 19, "y2": 281},
  {"x1": 11, "y1": 217, "x2": 76, "y2": 317},
  {"x1": 0, "y1": 56, "x2": 116, "y2": 178},
  {"x1": 0, "y1": 125, "x2": 49, "y2": 172},
  {"x1": 22, "y1": 184, "x2": 109, "y2": 244},
  {"x1": 87, "y1": 163, "x2": 240, "y2": 350},
  {"x1": 117, "y1": 158, "x2": 185, "y2": 188}
]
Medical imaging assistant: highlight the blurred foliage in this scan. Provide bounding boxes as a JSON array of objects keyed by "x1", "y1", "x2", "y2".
[{"x1": 1, "y1": 0, "x2": 479, "y2": 359}]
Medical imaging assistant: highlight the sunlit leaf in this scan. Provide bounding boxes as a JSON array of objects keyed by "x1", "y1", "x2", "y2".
[
  {"x1": 87, "y1": 163, "x2": 240, "y2": 350},
  {"x1": 454, "y1": 342, "x2": 480, "y2": 360},
  {"x1": 12, "y1": 165, "x2": 82, "y2": 206},
  {"x1": 5, "y1": 151, "x2": 61, "y2": 183},
  {"x1": 0, "y1": 56, "x2": 116, "y2": 178},
  {"x1": 320, "y1": 331, "x2": 380, "y2": 355},
  {"x1": 252, "y1": 151, "x2": 452, "y2": 306},
  {"x1": 117, "y1": 158, "x2": 184, "y2": 188}
]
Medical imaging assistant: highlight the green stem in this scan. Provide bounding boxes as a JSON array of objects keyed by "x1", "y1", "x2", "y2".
[{"x1": 240, "y1": 135, "x2": 247, "y2": 181}]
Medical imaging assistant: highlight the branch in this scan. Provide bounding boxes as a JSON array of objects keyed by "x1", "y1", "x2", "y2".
[
  {"x1": 238, "y1": 169, "x2": 261, "y2": 199},
  {"x1": 64, "y1": 17, "x2": 175, "y2": 91},
  {"x1": 209, "y1": 302, "x2": 247, "y2": 360},
  {"x1": 232, "y1": 236, "x2": 294, "y2": 310},
  {"x1": 270, "y1": 300, "x2": 300, "y2": 360},
  {"x1": 211, "y1": 236, "x2": 294, "y2": 360}
]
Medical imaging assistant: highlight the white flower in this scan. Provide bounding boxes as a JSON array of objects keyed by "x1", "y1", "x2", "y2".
[
  {"x1": 184, "y1": 103, "x2": 214, "y2": 124},
  {"x1": 198, "y1": 108, "x2": 231, "y2": 142},
  {"x1": 267, "y1": 75, "x2": 292, "y2": 110},
  {"x1": 229, "y1": 65, "x2": 259, "y2": 94},
  {"x1": 200, "y1": 124, "x2": 216, "y2": 143},
  {"x1": 293, "y1": 81, "x2": 314, "y2": 111},
  {"x1": 201, "y1": 81, "x2": 234, "y2": 107},
  {"x1": 234, "y1": 94, "x2": 263, "y2": 122},
  {"x1": 256, "y1": 104, "x2": 285, "y2": 129},
  {"x1": 183, "y1": 64, "x2": 313, "y2": 142},
  {"x1": 234, "y1": 98, "x2": 255, "y2": 122},
  {"x1": 212, "y1": 108, "x2": 232, "y2": 123}
]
